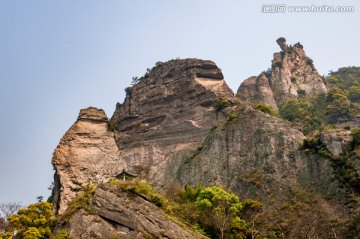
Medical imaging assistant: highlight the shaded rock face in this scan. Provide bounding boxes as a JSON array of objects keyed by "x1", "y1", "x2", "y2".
[
  {"x1": 111, "y1": 58, "x2": 235, "y2": 190},
  {"x1": 237, "y1": 39, "x2": 327, "y2": 108},
  {"x1": 320, "y1": 129, "x2": 353, "y2": 157},
  {"x1": 236, "y1": 73, "x2": 278, "y2": 110},
  {"x1": 64, "y1": 184, "x2": 207, "y2": 239},
  {"x1": 52, "y1": 107, "x2": 122, "y2": 214},
  {"x1": 176, "y1": 107, "x2": 306, "y2": 200},
  {"x1": 176, "y1": 108, "x2": 346, "y2": 211}
]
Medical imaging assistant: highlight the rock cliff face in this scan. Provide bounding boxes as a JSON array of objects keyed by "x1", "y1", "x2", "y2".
[
  {"x1": 177, "y1": 107, "x2": 305, "y2": 199},
  {"x1": 51, "y1": 42, "x2": 354, "y2": 237},
  {"x1": 111, "y1": 59, "x2": 235, "y2": 190},
  {"x1": 52, "y1": 107, "x2": 122, "y2": 214},
  {"x1": 237, "y1": 73, "x2": 278, "y2": 110},
  {"x1": 237, "y1": 38, "x2": 327, "y2": 108},
  {"x1": 61, "y1": 183, "x2": 207, "y2": 239}
]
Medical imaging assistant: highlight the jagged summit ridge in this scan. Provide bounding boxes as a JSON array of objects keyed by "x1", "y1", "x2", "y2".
[
  {"x1": 49, "y1": 45, "x2": 356, "y2": 238},
  {"x1": 237, "y1": 37, "x2": 327, "y2": 108}
]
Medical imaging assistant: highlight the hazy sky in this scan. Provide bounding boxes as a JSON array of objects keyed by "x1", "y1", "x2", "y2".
[{"x1": 1, "y1": 0, "x2": 359, "y2": 206}]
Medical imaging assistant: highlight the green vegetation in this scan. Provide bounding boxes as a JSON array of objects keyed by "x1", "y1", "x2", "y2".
[
  {"x1": 253, "y1": 103, "x2": 278, "y2": 117},
  {"x1": 107, "y1": 119, "x2": 116, "y2": 132},
  {"x1": 214, "y1": 98, "x2": 231, "y2": 112},
  {"x1": 0, "y1": 202, "x2": 55, "y2": 239},
  {"x1": 109, "y1": 179, "x2": 169, "y2": 209},
  {"x1": 58, "y1": 183, "x2": 96, "y2": 224},
  {"x1": 302, "y1": 132, "x2": 360, "y2": 195},
  {"x1": 306, "y1": 57, "x2": 313, "y2": 65},
  {"x1": 174, "y1": 185, "x2": 262, "y2": 239},
  {"x1": 272, "y1": 61, "x2": 282, "y2": 68},
  {"x1": 278, "y1": 66, "x2": 360, "y2": 134},
  {"x1": 109, "y1": 179, "x2": 262, "y2": 239},
  {"x1": 290, "y1": 76, "x2": 297, "y2": 83}
]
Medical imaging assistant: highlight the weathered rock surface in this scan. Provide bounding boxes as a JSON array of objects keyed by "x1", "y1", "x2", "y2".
[
  {"x1": 271, "y1": 39, "x2": 327, "y2": 105},
  {"x1": 51, "y1": 53, "x2": 353, "y2": 238},
  {"x1": 111, "y1": 58, "x2": 235, "y2": 190},
  {"x1": 64, "y1": 184, "x2": 207, "y2": 239},
  {"x1": 236, "y1": 73, "x2": 278, "y2": 110},
  {"x1": 237, "y1": 38, "x2": 327, "y2": 108},
  {"x1": 176, "y1": 107, "x2": 307, "y2": 200},
  {"x1": 52, "y1": 107, "x2": 122, "y2": 214},
  {"x1": 320, "y1": 128, "x2": 353, "y2": 157}
]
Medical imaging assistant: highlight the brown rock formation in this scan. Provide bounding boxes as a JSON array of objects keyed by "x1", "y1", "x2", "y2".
[
  {"x1": 270, "y1": 42, "x2": 327, "y2": 105},
  {"x1": 320, "y1": 128, "x2": 353, "y2": 157},
  {"x1": 237, "y1": 38, "x2": 327, "y2": 108},
  {"x1": 51, "y1": 55, "x2": 351, "y2": 237},
  {"x1": 62, "y1": 184, "x2": 207, "y2": 239},
  {"x1": 111, "y1": 58, "x2": 235, "y2": 190},
  {"x1": 176, "y1": 107, "x2": 306, "y2": 200},
  {"x1": 236, "y1": 73, "x2": 278, "y2": 110},
  {"x1": 52, "y1": 107, "x2": 121, "y2": 214},
  {"x1": 276, "y1": 37, "x2": 288, "y2": 51}
]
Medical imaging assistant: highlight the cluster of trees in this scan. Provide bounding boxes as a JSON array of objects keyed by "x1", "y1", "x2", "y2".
[
  {"x1": 170, "y1": 185, "x2": 262, "y2": 239},
  {"x1": 279, "y1": 67, "x2": 360, "y2": 134},
  {"x1": 0, "y1": 202, "x2": 55, "y2": 239},
  {"x1": 1, "y1": 181, "x2": 261, "y2": 239},
  {"x1": 109, "y1": 179, "x2": 263, "y2": 239}
]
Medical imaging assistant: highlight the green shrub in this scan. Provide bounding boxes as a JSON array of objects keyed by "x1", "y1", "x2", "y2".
[
  {"x1": 226, "y1": 111, "x2": 239, "y2": 124},
  {"x1": 109, "y1": 179, "x2": 169, "y2": 210},
  {"x1": 254, "y1": 104, "x2": 278, "y2": 117},
  {"x1": 6, "y1": 202, "x2": 55, "y2": 239},
  {"x1": 297, "y1": 89, "x2": 306, "y2": 97},
  {"x1": 306, "y1": 57, "x2": 313, "y2": 65},
  {"x1": 351, "y1": 129, "x2": 360, "y2": 148},
  {"x1": 214, "y1": 98, "x2": 231, "y2": 112},
  {"x1": 60, "y1": 183, "x2": 96, "y2": 223},
  {"x1": 54, "y1": 229, "x2": 69, "y2": 239},
  {"x1": 108, "y1": 119, "x2": 116, "y2": 132},
  {"x1": 272, "y1": 61, "x2": 282, "y2": 68}
]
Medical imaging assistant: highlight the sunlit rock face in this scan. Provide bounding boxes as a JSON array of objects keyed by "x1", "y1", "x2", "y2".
[
  {"x1": 237, "y1": 37, "x2": 327, "y2": 109},
  {"x1": 52, "y1": 107, "x2": 122, "y2": 214},
  {"x1": 110, "y1": 58, "x2": 235, "y2": 191}
]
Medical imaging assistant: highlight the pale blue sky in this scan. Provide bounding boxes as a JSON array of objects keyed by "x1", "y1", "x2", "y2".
[{"x1": 1, "y1": 0, "x2": 359, "y2": 206}]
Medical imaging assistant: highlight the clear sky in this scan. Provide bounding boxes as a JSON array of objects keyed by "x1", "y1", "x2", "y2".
[{"x1": 1, "y1": 0, "x2": 359, "y2": 206}]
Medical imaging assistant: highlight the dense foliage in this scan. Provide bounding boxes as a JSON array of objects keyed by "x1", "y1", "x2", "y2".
[
  {"x1": 110, "y1": 179, "x2": 262, "y2": 239},
  {"x1": 279, "y1": 67, "x2": 360, "y2": 134},
  {"x1": 0, "y1": 202, "x2": 55, "y2": 239}
]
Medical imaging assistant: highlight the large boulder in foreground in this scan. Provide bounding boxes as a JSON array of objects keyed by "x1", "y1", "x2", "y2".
[{"x1": 61, "y1": 183, "x2": 207, "y2": 239}]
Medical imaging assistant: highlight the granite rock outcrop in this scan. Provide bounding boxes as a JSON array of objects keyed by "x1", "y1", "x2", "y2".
[
  {"x1": 237, "y1": 37, "x2": 327, "y2": 109},
  {"x1": 52, "y1": 107, "x2": 122, "y2": 214},
  {"x1": 61, "y1": 183, "x2": 207, "y2": 239},
  {"x1": 111, "y1": 59, "x2": 235, "y2": 191},
  {"x1": 50, "y1": 41, "x2": 355, "y2": 238}
]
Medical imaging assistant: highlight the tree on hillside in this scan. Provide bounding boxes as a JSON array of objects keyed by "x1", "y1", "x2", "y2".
[
  {"x1": 4, "y1": 202, "x2": 55, "y2": 239},
  {"x1": 195, "y1": 186, "x2": 245, "y2": 239}
]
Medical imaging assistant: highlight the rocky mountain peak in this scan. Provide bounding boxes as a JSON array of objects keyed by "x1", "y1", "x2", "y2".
[
  {"x1": 52, "y1": 59, "x2": 235, "y2": 214},
  {"x1": 77, "y1": 107, "x2": 108, "y2": 121},
  {"x1": 52, "y1": 107, "x2": 121, "y2": 214},
  {"x1": 237, "y1": 37, "x2": 327, "y2": 109}
]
